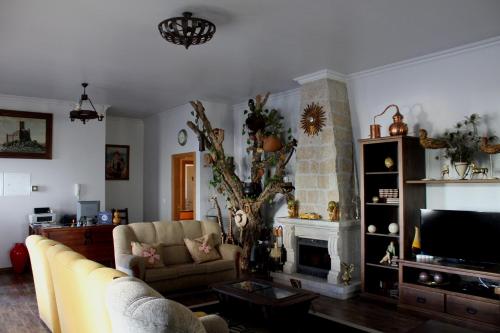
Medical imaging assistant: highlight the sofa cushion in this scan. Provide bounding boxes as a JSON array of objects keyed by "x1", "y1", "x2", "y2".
[
  {"x1": 179, "y1": 220, "x2": 203, "y2": 240},
  {"x1": 163, "y1": 245, "x2": 193, "y2": 266},
  {"x1": 184, "y1": 234, "x2": 221, "y2": 264},
  {"x1": 131, "y1": 242, "x2": 164, "y2": 268},
  {"x1": 106, "y1": 276, "x2": 207, "y2": 333},
  {"x1": 128, "y1": 222, "x2": 158, "y2": 244},
  {"x1": 153, "y1": 221, "x2": 184, "y2": 246},
  {"x1": 200, "y1": 259, "x2": 234, "y2": 274},
  {"x1": 144, "y1": 260, "x2": 234, "y2": 283}
]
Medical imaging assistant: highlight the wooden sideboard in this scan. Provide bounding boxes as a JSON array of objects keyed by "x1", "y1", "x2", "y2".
[{"x1": 29, "y1": 224, "x2": 116, "y2": 266}]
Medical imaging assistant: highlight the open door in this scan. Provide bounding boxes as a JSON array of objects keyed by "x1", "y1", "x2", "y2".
[{"x1": 172, "y1": 152, "x2": 196, "y2": 220}]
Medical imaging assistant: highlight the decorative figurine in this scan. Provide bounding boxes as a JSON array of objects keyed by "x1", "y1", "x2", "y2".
[
  {"x1": 419, "y1": 129, "x2": 448, "y2": 149},
  {"x1": 367, "y1": 225, "x2": 377, "y2": 233},
  {"x1": 469, "y1": 162, "x2": 488, "y2": 179},
  {"x1": 441, "y1": 164, "x2": 450, "y2": 179},
  {"x1": 341, "y1": 262, "x2": 355, "y2": 286},
  {"x1": 112, "y1": 211, "x2": 121, "y2": 225},
  {"x1": 327, "y1": 201, "x2": 339, "y2": 221},
  {"x1": 384, "y1": 157, "x2": 395, "y2": 170},
  {"x1": 380, "y1": 241, "x2": 396, "y2": 265},
  {"x1": 287, "y1": 199, "x2": 298, "y2": 218},
  {"x1": 480, "y1": 137, "x2": 500, "y2": 179}
]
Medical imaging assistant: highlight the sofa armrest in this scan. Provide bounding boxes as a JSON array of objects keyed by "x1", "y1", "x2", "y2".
[
  {"x1": 218, "y1": 244, "x2": 242, "y2": 261},
  {"x1": 199, "y1": 314, "x2": 229, "y2": 333},
  {"x1": 115, "y1": 254, "x2": 145, "y2": 280},
  {"x1": 218, "y1": 244, "x2": 242, "y2": 277}
]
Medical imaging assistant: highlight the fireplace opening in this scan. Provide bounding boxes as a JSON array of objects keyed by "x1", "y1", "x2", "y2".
[{"x1": 297, "y1": 237, "x2": 331, "y2": 279}]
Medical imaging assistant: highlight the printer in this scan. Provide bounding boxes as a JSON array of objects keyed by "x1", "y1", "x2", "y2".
[{"x1": 29, "y1": 207, "x2": 57, "y2": 225}]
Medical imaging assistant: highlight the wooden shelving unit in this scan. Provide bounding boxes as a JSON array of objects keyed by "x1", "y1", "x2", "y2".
[
  {"x1": 406, "y1": 179, "x2": 500, "y2": 184},
  {"x1": 359, "y1": 136, "x2": 426, "y2": 302}
]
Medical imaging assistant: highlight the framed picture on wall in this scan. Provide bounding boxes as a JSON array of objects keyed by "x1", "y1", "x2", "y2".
[
  {"x1": 0, "y1": 110, "x2": 53, "y2": 159},
  {"x1": 105, "y1": 144, "x2": 130, "y2": 180}
]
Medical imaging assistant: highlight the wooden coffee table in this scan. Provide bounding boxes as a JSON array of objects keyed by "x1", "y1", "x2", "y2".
[{"x1": 212, "y1": 278, "x2": 319, "y2": 323}]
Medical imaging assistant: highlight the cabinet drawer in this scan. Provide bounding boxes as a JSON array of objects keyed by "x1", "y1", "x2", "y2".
[
  {"x1": 446, "y1": 294, "x2": 500, "y2": 326},
  {"x1": 400, "y1": 286, "x2": 444, "y2": 312}
]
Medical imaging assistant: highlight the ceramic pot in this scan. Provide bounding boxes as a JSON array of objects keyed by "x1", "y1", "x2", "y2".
[
  {"x1": 245, "y1": 114, "x2": 266, "y2": 132},
  {"x1": 10, "y1": 243, "x2": 29, "y2": 274},
  {"x1": 454, "y1": 162, "x2": 470, "y2": 179},
  {"x1": 388, "y1": 223, "x2": 399, "y2": 234},
  {"x1": 263, "y1": 136, "x2": 283, "y2": 152}
]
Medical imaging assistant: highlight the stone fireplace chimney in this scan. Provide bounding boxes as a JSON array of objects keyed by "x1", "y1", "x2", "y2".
[{"x1": 294, "y1": 71, "x2": 355, "y2": 220}]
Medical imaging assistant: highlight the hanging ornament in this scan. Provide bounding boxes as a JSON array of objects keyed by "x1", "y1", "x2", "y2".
[{"x1": 301, "y1": 102, "x2": 326, "y2": 136}]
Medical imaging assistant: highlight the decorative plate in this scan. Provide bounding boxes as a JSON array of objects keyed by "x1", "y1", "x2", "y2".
[{"x1": 178, "y1": 129, "x2": 187, "y2": 146}]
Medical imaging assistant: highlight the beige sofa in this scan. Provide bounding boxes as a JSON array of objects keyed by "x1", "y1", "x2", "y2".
[{"x1": 113, "y1": 220, "x2": 242, "y2": 293}]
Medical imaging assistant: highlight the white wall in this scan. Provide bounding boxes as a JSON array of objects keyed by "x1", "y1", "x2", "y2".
[
  {"x1": 105, "y1": 116, "x2": 144, "y2": 222},
  {"x1": 0, "y1": 94, "x2": 107, "y2": 268},
  {"x1": 348, "y1": 40, "x2": 500, "y2": 211},
  {"x1": 232, "y1": 39, "x2": 500, "y2": 216},
  {"x1": 143, "y1": 101, "x2": 233, "y2": 221}
]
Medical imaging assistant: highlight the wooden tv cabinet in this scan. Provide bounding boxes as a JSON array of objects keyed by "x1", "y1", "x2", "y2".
[{"x1": 399, "y1": 259, "x2": 500, "y2": 331}]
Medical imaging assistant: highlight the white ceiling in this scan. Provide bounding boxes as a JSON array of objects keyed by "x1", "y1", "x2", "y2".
[{"x1": 1, "y1": 0, "x2": 500, "y2": 117}]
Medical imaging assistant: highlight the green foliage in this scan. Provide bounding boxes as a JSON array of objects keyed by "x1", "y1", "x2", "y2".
[{"x1": 441, "y1": 113, "x2": 481, "y2": 163}]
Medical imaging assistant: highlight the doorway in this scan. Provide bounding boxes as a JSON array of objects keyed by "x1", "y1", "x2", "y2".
[{"x1": 172, "y1": 152, "x2": 196, "y2": 220}]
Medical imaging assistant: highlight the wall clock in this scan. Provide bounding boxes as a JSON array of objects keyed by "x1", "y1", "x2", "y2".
[
  {"x1": 301, "y1": 102, "x2": 326, "y2": 136},
  {"x1": 178, "y1": 129, "x2": 187, "y2": 146}
]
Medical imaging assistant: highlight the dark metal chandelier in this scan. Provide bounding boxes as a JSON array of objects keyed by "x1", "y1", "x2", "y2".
[
  {"x1": 158, "y1": 12, "x2": 216, "y2": 49},
  {"x1": 70, "y1": 83, "x2": 104, "y2": 124}
]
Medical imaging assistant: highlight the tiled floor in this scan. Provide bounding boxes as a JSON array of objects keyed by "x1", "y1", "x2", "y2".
[{"x1": 0, "y1": 271, "x2": 48, "y2": 333}]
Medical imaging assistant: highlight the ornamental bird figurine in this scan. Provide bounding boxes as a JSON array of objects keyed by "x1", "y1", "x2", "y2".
[
  {"x1": 419, "y1": 129, "x2": 448, "y2": 149},
  {"x1": 480, "y1": 137, "x2": 500, "y2": 154}
]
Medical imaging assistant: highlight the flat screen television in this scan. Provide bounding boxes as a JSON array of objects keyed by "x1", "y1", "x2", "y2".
[{"x1": 420, "y1": 209, "x2": 500, "y2": 266}]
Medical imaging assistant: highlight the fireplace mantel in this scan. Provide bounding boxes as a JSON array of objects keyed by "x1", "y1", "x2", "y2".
[{"x1": 273, "y1": 217, "x2": 360, "y2": 299}]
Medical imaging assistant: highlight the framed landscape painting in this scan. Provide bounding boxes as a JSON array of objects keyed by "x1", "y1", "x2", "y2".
[
  {"x1": 0, "y1": 110, "x2": 53, "y2": 159},
  {"x1": 106, "y1": 144, "x2": 130, "y2": 180}
]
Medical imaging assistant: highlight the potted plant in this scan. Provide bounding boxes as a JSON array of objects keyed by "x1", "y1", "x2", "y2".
[
  {"x1": 441, "y1": 114, "x2": 481, "y2": 179},
  {"x1": 262, "y1": 108, "x2": 284, "y2": 152}
]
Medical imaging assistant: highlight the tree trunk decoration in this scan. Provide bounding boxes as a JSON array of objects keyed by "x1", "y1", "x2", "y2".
[{"x1": 187, "y1": 94, "x2": 297, "y2": 272}]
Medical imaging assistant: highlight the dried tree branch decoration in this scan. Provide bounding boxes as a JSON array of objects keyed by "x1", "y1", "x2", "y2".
[{"x1": 187, "y1": 93, "x2": 296, "y2": 271}]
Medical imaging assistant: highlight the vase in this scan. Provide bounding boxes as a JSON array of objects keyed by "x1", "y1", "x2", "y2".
[
  {"x1": 411, "y1": 226, "x2": 421, "y2": 255},
  {"x1": 454, "y1": 162, "x2": 470, "y2": 179},
  {"x1": 263, "y1": 136, "x2": 283, "y2": 152},
  {"x1": 10, "y1": 243, "x2": 29, "y2": 274}
]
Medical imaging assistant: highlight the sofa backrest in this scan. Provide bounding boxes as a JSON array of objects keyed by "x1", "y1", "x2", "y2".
[
  {"x1": 46, "y1": 241, "x2": 126, "y2": 333},
  {"x1": 106, "y1": 276, "x2": 206, "y2": 333},
  {"x1": 113, "y1": 220, "x2": 222, "y2": 266},
  {"x1": 26, "y1": 235, "x2": 62, "y2": 333}
]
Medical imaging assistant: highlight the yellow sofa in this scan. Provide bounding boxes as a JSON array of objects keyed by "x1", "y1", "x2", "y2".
[{"x1": 26, "y1": 235, "x2": 229, "y2": 333}]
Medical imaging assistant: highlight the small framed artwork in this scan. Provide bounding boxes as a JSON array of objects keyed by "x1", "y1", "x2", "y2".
[
  {"x1": 0, "y1": 110, "x2": 53, "y2": 159},
  {"x1": 105, "y1": 144, "x2": 130, "y2": 180}
]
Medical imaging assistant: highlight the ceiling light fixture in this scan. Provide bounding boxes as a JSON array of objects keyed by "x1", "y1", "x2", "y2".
[
  {"x1": 70, "y1": 83, "x2": 104, "y2": 124},
  {"x1": 158, "y1": 12, "x2": 216, "y2": 49}
]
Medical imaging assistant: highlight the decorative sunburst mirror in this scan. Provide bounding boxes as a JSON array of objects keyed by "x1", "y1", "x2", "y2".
[{"x1": 301, "y1": 102, "x2": 326, "y2": 136}]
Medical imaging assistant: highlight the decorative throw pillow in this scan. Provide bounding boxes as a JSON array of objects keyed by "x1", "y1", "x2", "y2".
[
  {"x1": 184, "y1": 233, "x2": 221, "y2": 264},
  {"x1": 131, "y1": 242, "x2": 164, "y2": 268}
]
